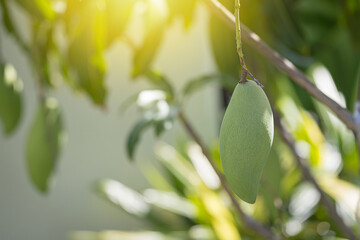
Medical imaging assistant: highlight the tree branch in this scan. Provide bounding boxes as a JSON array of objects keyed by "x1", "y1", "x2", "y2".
[
  {"x1": 273, "y1": 109, "x2": 358, "y2": 240},
  {"x1": 178, "y1": 111, "x2": 283, "y2": 240},
  {"x1": 202, "y1": 0, "x2": 358, "y2": 138}
]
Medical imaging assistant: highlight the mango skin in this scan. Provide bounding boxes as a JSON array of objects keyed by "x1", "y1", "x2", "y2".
[{"x1": 220, "y1": 80, "x2": 274, "y2": 204}]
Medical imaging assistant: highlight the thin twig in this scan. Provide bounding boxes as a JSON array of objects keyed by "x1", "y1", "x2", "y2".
[
  {"x1": 273, "y1": 109, "x2": 358, "y2": 240},
  {"x1": 202, "y1": 0, "x2": 358, "y2": 140},
  {"x1": 31, "y1": 23, "x2": 46, "y2": 103},
  {"x1": 178, "y1": 111, "x2": 282, "y2": 240},
  {"x1": 0, "y1": 29, "x2": 3, "y2": 61},
  {"x1": 234, "y1": 0, "x2": 247, "y2": 83},
  {"x1": 234, "y1": 0, "x2": 263, "y2": 87}
]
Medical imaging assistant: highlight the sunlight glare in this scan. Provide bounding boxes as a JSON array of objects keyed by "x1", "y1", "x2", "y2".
[
  {"x1": 4, "y1": 64, "x2": 23, "y2": 92},
  {"x1": 96, "y1": 0, "x2": 106, "y2": 11},
  {"x1": 155, "y1": 100, "x2": 170, "y2": 119},
  {"x1": 319, "y1": 176, "x2": 360, "y2": 222},
  {"x1": 143, "y1": 189, "x2": 197, "y2": 218},
  {"x1": 4, "y1": 64, "x2": 17, "y2": 85},
  {"x1": 46, "y1": 98, "x2": 59, "y2": 110},
  {"x1": 313, "y1": 66, "x2": 346, "y2": 108},
  {"x1": 285, "y1": 219, "x2": 302, "y2": 236},
  {"x1": 250, "y1": 32, "x2": 260, "y2": 42},
  {"x1": 289, "y1": 183, "x2": 320, "y2": 222},
  {"x1": 322, "y1": 143, "x2": 342, "y2": 174},
  {"x1": 294, "y1": 140, "x2": 310, "y2": 159},
  {"x1": 137, "y1": 90, "x2": 166, "y2": 108},
  {"x1": 187, "y1": 144, "x2": 220, "y2": 190},
  {"x1": 103, "y1": 180, "x2": 150, "y2": 216},
  {"x1": 51, "y1": 0, "x2": 67, "y2": 14},
  {"x1": 149, "y1": 0, "x2": 167, "y2": 12}
]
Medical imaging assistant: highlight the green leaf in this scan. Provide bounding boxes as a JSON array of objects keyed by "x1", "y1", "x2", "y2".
[
  {"x1": 167, "y1": 0, "x2": 198, "y2": 29},
  {"x1": 209, "y1": 0, "x2": 240, "y2": 78},
  {"x1": 294, "y1": 0, "x2": 339, "y2": 44},
  {"x1": 125, "y1": 94, "x2": 178, "y2": 161},
  {"x1": 66, "y1": 0, "x2": 107, "y2": 105},
  {"x1": 152, "y1": 104, "x2": 178, "y2": 137},
  {"x1": 105, "y1": 0, "x2": 135, "y2": 46},
  {"x1": 155, "y1": 142, "x2": 200, "y2": 192},
  {"x1": 145, "y1": 70, "x2": 174, "y2": 98},
  {"x1": 314, "y1": 28, "x2": 360, "y2": 111},
  {"x1": 0, "y1": 63, "x2": 23, "y2": 135},
  {"x1": 126, "y1": 118, "x2": 153, "y2": 160},
  {"x1": 14, "y1": 0, "x2": 55, "y2": 20},
  {"x1": 260, "y1": 137, "x2": 284, "y2": 221},
  {"x1": 68, "y1": 37, "x2": 106, "y2": 105},
  {"x1": 132, "y1": 0, "x2": 168, "y2": 77},
  {"x1": 26, "y1": 98, "x2": 64, "y2": 193},
  {"x1": 154, "y1": 120, "x2": 168, "y2": 137},
  {"x1": 32, "y1": 22, "x2": 55, "y2": 87}
]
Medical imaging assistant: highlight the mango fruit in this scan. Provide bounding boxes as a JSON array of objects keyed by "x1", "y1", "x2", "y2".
[{"x1": 219, "y1": 80, "x2": 274, "y2": 204}]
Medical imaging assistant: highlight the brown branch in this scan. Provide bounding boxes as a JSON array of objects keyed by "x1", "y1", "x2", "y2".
[
  {"x1": 202, "y1": 0, "x2": 358, "y2": 136},
  {"x1": 178, "y1": 111, "x2": 283, "y2": 240},
  {"x1": 273, "y1": 110, "x2": 358, "y2": 240}
]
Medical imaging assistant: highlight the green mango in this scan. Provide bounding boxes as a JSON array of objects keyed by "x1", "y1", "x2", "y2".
[{"x1": 220, "y1": 80, "x2": 274, "y2": 204}]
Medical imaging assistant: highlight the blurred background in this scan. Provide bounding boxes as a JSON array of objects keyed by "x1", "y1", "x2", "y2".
[
  {"x1": 0, "y1": 0, "x2": 360, "y2": 240},
  {"x1": 0, "y1": 2, "x2": 220, "y2": 240}
]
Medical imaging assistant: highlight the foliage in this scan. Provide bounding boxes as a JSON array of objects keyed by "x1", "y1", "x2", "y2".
[{"x1": 1, "y1": 0, "x2": 360, "y2": 239}]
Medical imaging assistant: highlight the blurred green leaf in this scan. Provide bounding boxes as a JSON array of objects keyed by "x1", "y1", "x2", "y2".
[
  {"x1": 141, "y1": 164, "x2": 174, "y2": 191},
  {"x1": 97, "y1": 179, "x2": 193, "y2": 230},
  {"x1": 0, "y1": 63, "x2": 23, "y2": 135},
  {"x1": 32, "y1": 22, "x2": 55, "y2": 87},
  {"x1": 105, "y1": 0, "x2": 135, "y2": 46},
  {"x1": 167, "y1": 0, "x2": 197, "y2": 29},
  {"x1": 126, "y1": 95, "x2": 178, "y2": 160},
  {"x1": 294, "y1": 0, "x2": 339, "y2": 44},
  {"x1": 315, "y1": 28, "x2": 360, "y2": 111},
  {"x1": 132, "y1": 0, "x2": 168, "y2": 77},
  {"x1": 26, "y1": 98, "x2": 64, "y2": 193},
  {"x1": 145, "y1": 70, "x2": 174, "y2": 98},
  {"x1": 161, "y1": 165, "x2": 188, "y2": 196},
  {"x1": 260, "y1": 136, "x2": 284, "y2": 221},
  {"x1": 291, "y1": 0, "x2": 360, "y2": 111},
  {"x1": 209, "y1": 0, "x2": 240, "y2": 78},
  {"x1": 14, "y1": 0, "x2": 55, "y2": 20},
  {"x1": 126, "y1": 117, "x2": 153, "y2": 160},
  {"x1": 153, "y1": 104, "x2": 178, "y2": 137},
  {"x1": 156, "y1": 142, "x2": 201, "y2": 192},
  {"x1": 66, "y1": 0, "x2": 107, "y2": 105}
]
